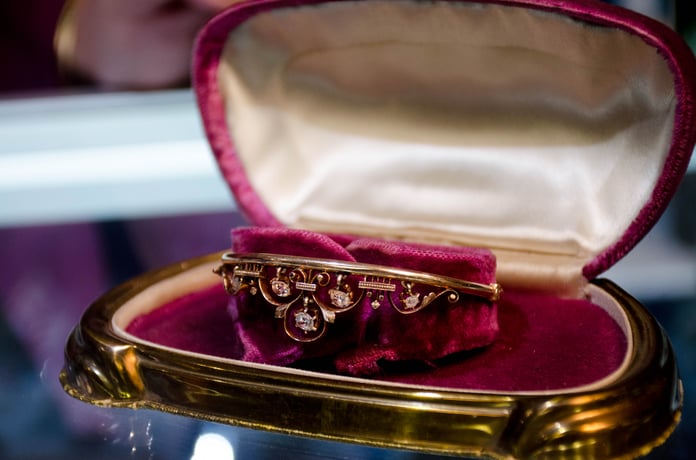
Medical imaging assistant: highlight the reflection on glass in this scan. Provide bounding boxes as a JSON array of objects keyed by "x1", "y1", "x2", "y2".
[{"x1": 191, "y1": 432, "x2": 235, "y2": 460}]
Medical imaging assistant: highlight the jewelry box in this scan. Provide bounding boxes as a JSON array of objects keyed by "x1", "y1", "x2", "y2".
[{"x1": 61, "y1": 0, "x2": 696, "y2": 458}]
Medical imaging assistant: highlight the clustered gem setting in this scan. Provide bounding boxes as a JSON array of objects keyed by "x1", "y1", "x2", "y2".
[{"x1": 215, "y1": 253, "x2": 501, "y2": 342}]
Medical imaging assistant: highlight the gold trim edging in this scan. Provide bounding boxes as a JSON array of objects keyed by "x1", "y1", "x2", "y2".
[{"x1": 60, "y1": 252, "x2": 682, "y2": 459}]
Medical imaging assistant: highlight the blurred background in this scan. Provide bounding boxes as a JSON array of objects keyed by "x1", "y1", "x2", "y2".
[{"x1": 0, "y1": 0, "x2": 694, "y2": 459}]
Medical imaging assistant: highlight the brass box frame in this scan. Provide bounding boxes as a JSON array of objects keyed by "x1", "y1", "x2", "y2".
[{"x1": 61, "y1": 252, "x2": 682, "y2": 459}]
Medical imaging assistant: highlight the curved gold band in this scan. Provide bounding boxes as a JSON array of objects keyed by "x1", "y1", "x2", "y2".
[{"x1": 214, "y1": 252, "x2": 501, "y2": 342}]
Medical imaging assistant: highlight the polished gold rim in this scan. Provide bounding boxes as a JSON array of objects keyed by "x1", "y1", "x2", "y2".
[{"x1": 60, "y1": 253, "x2": 682, "y2": 459}]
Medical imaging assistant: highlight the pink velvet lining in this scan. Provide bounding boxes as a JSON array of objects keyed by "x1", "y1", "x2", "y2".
[
  {"x1": 125, "y1": 279, "x2": 626, "y2": 391},
  {"x1": 126, "y1": 285, "x2": 239, "y2": 357}
]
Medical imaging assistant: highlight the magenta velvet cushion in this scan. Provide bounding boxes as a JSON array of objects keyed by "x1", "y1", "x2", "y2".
[
  {"x1": 226, "y1": 228, "x2": 500, "y2": 374},
  {"x1": 335, "y1": 238, "x2": 499, "y2": 375},
  {"x1": 128, "y1": 227, "x2": 502, "y2": 377},
  {"x1": 227, "y1": 227, "x2": 370, "y2": 366}
]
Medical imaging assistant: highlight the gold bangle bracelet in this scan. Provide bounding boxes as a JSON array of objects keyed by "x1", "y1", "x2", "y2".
[{"x1": 214, "y1": 252, "x2": 501, "y2": 342}]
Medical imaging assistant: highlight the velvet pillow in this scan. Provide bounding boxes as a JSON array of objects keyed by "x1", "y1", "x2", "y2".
[
  {"x1": 335, "y1": 238, "x2": 499, "y2": 375},
  {"x1": 227, "y1": 228, "x2": 499, "y2": 376}
]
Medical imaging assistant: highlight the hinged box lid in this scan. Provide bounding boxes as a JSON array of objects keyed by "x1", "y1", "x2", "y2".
[{"x1": 194, "y1": 0, "x2": 696, "y2": 294}]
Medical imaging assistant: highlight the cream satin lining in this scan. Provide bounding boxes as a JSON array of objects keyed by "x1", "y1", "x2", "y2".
[{"x1": 217, "y1": 1, "x2": 675, "y2": 292}]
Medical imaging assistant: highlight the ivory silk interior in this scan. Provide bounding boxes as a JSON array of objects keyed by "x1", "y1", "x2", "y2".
[{"x1": 218, "y1": 1, "x2": 675, "y2": 294}]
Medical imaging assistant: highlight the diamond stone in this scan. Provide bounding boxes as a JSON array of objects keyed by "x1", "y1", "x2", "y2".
[
  {"x1": 294, "y1": 311, "x2": 317, "y2": 332},
  {"x1": 329, "y1": 289, "x2": 352, "y2": 308},
  {"x1": 404, "y1": 293, "x2": 420, "y2": 309},
  {"x1": 230, "y1": 276, "x2": 241, "y2": 293},
  {"x1": 271, "y1": 278, "x2": 291, "y2": 297}
]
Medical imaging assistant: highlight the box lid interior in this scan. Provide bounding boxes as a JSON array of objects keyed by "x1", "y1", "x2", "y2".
[{"x1": 194, "y1": 0, "x2": 696, "y2": 293}]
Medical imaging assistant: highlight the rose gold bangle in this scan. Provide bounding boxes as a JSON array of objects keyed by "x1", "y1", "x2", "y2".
[{"x1": 214, "y1": 252, "x2": 501, "y2": 342}]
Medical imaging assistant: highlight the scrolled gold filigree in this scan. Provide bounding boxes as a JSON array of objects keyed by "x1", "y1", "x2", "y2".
[{"x1": 214, "y1": 253, "x2": 501, "y2": 342}]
